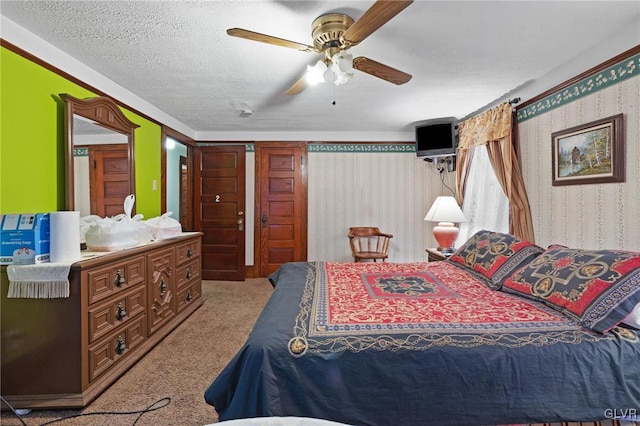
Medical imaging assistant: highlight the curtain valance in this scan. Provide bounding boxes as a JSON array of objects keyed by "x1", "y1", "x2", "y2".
[{"x1": 458, "y1": 102, "x2": 512, "y2": 149}]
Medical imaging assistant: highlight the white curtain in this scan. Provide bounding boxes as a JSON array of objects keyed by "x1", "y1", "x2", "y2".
[{"x1": 456, "y1": 145, "x2": 509, "y2": 245}]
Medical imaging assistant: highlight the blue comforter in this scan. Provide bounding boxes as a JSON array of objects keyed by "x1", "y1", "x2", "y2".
[{"x1": 204, "y1": 261, "x2": 640, "y2": 425}]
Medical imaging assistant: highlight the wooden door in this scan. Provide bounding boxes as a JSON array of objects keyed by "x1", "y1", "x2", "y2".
[
  {"x1": 255, "y1": 142, "x2": 308, "y2": 277},
  {"x1": 89, "y1": 145, "x2": 131, "y2": 217},
  {"x1": 194, "y1": 146, "x2": 246, "y2": 281}
]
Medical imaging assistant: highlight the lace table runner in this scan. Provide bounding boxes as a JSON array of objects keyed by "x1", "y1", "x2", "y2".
[{"x1": 7, "y1": 263, "x2": 71, "y2": 298}]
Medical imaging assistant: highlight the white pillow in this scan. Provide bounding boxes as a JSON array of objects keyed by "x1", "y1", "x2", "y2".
[{"x1": 622, "y1": 303, "x2": 640, "y2": 329}]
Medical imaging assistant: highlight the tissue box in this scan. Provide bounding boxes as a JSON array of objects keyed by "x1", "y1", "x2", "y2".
[{"x1": 0, "y1": 213, "x2": 50, "y2": 265}]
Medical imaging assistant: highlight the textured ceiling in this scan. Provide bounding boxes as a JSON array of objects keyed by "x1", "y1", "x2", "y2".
[{"x1": 1, "y1": 1, "x2": 639, "y2": 140}]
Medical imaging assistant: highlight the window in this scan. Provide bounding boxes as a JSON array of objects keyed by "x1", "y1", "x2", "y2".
[{"x1": 456, "y1": 145, "x2": 509, "y2": 245}]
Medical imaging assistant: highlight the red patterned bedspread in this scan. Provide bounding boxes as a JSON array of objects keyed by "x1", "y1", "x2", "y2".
[
  {"x1": 322, "y1": 261, "x2": 563, "y2": 329},
  {"x1": 291, "y1": 261, "x2": 601, "y2": 354}
]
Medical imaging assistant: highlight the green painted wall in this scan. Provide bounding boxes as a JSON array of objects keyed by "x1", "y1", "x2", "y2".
[{"x1": 0, "y1": 47, "x2": 161, "y2": 217}]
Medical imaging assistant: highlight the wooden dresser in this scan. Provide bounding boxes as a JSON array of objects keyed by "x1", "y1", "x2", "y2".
[{"x1": 0, "y1": 233, "x2": 203, "y2": 409}]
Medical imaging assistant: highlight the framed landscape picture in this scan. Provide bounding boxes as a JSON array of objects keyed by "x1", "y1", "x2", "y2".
[{"x1": 551, "y1": 113, "x2": 624, "y2": 186}]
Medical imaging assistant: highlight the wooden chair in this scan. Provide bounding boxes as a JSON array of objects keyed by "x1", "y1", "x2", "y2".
[{"x1": 348, "y1": 227, "x2": 393, "y2": 262}]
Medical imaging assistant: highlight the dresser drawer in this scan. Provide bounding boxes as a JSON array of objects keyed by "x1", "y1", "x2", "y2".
[
  {"x1": 176, "y1": 238, "x2": 201, "y2": 266},
  {"x1": 147, "y1": 247, "x2": 175, "y2": 335},
  {"x1": 88, "y1": 314, "x2": 146, "y2": 383},
  {"x1": 88, "y1": 285, "x2": 146, "y2": 344},
  {"x1": 175, "y1": 258, "x2": 201, "y2": 290},
  {"x1": 87, "y1": 255, "x2": 145, "y2": 305},
  {"x1": 176, "y1": 281, "x2": 202, "y2": 314}
]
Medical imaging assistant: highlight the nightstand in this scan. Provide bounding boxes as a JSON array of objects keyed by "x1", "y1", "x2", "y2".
[{"x1": 426, "y1": 248, "x2": 449, "y2": 262}]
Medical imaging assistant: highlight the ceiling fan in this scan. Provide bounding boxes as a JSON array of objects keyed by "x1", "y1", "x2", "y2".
[{"x1": 227, "y1": 0, "x2": 413, "y2": 95}]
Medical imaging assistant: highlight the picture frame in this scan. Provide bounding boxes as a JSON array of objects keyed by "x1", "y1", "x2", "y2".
[{"x1": 551, "y1": 113, "x2": 624, "y2": 186}]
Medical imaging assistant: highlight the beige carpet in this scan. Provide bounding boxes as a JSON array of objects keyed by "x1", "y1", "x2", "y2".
[{"x1": 0, "y1": 279, "x2": 274, "y2": 426}]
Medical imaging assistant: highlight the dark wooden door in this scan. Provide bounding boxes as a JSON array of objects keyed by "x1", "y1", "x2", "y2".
[
  {"x1": 89, "y1": 144, "x2": 131, "y2": 217},
  {"x1": 255, "y1": 142, "x2": 307, "y2": 277},
  {"x1": 194, "y1": 146, "x2": 246, "y2": 281}
]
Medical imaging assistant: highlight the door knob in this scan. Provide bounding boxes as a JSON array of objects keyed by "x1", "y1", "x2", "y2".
[
  {"x1": 237, "y1": 218, "x2": 244, "y2": 231},
  {"x1": 261, "y1": 214, "x2": 267, "y2": 226}
]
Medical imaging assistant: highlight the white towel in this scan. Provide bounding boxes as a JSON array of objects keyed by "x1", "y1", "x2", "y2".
[{"x1": 7, "y1": 263, "x2": 71, "y2": 298}]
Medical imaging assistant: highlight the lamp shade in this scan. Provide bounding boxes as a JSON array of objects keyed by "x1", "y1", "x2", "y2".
[
  {"x1": 331, "y1": 51, "x2": 354, "y2": 85},
  {"x1": 424, "y1": 196, "x2": 466, "y2": 223}
]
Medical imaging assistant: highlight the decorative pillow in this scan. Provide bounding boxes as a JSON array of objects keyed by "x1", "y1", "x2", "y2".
[
  {"x1": 448, "y1": 230, "x2": 544, "y2": 290},
  {"x1": 547, "y1": 244, "x2": 568, "y2": 250},
  {"x1": 502, "y1": 247, "x2": 640, "y2": 333}
]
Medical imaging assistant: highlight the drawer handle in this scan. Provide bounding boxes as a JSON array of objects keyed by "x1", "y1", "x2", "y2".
[
  {"x1": 160, "y1": 278, "x2": 167, "y2": 296},
  {"x1": 186, "y1": 290, "x2": 193, "y2": 302},
  {"x1": 115, "y1": 270, "x2": 126, "y2": 287},
  {"x1": 115, "y1": 336, "x2": 126, "y2": 355},
  {"x1": 186, "y1": 269, "x2": 192, "y2": 280},
  {"x1": 187, "y1": 249, "x2": 193, "y2": 258},
  {"x1": 115, "y1": 303, "x2": 127, "y2": 321}
]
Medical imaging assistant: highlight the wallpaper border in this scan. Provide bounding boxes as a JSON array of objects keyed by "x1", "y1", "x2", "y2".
[
  {"x1": 517, "y1": 52, "x2": 640, "y2": 122},
  {"x1": 200, "y1": 143, "x2": 416, "y2": 153},
  {"x1": 308, "y1": 143, "x2": 414, "y2": 153}
]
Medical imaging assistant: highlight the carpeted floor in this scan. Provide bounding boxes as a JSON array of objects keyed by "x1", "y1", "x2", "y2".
[{"x1": 0, "y1": 279, "x2": 274, "y2": 426}]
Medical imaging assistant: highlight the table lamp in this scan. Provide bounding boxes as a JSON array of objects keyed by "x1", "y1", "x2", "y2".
[{"x1": 424, "y1": 196, "x2": 466, "y2": 254}]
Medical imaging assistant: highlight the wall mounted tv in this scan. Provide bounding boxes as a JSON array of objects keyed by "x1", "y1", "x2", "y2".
[{"x1": 415, "y1": 117, "x2": 458, "y2": 159}]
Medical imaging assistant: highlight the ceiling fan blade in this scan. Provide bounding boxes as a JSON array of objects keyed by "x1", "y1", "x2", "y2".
[
  {"x1": 353, "y1": 57, "x2": 412, "y2": 85},
  {"x1": 285, "y1": 74, "x2": 308, "y2": 96},
  {"x1": 342, "y1": 0, "x2": 413, "y2": 46},
  {"x1": 227, "y1": 28, "x2": 315, "y2": 53}
]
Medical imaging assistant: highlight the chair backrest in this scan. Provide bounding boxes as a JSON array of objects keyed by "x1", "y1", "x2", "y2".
[{"x1": 348, "y1": 227, "x2": 393, "y2": 261}]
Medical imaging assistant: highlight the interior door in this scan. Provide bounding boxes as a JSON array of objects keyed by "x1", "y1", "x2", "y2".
[
  {"x1": 194, "y1": 145, "x2": 246, "y2": 281},
  {"x1": 255, "y1": 142, "x2": 308, "y2": 277},
  {"x1": 89, "y1": 144, "x2": 131, "y2": 217}
]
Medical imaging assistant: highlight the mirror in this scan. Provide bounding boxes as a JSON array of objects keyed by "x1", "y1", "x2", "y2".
[
  {"x1": 61, "y1": 94, "x2": 139, "y2": 217},
  {"x1": 164, "y1": 135, "x2": 192, "y2": 231}
]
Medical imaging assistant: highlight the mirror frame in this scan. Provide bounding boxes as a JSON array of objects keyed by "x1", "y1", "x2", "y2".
[{"x1": 61, "y1": 94, "x2": 139, "y2": 213}]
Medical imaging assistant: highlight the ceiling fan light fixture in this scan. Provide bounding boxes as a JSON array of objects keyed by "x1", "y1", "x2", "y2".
[
  {"x1": 305, "y1": 60, "x2": 327, "y2": 85},
  {"x1": 331, "y1": 51, "x2": 353, "y2": 72},
  {"x1": 333, "y1": 70, "x2": 352, "y2": 86},
  {"x1": 227, "y1": 1, "x2": 414, "y2": 95},
  {"x1": 331, "y1": 51, "x2": 353, "y2": 85}
]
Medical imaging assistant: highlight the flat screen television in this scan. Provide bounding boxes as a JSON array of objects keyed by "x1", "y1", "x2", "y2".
[{"x1": 415, "y1": 117, "x2": 458, "y2": 159}]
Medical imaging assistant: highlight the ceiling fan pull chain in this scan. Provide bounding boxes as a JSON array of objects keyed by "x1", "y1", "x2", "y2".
[
  {"x1": 332, "y1": 74, "x2": 336, "y2": 105},
  {"x1": 332, "y1": 89, "x2": 336, "y2": 106}
]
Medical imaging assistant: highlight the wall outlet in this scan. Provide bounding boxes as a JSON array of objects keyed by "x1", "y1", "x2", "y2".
[{"x1": 152, "y1": 180, "x2": 158, "y2": 191}]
